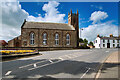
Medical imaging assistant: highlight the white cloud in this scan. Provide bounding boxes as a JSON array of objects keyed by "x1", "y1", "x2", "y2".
[
  {"x1": 0, "y1": 0, "x2": 29, "y2": 42},
  {"x1": 1, "y1": 0, "x2": 66, "y2": 42},
  {"x1": 80, "y1": 21, "x2": 118, "y2": 42},
  {"x1": 81, "y1": 11, "x2": 118, "y2": 42},
  {"x1": 27, "y1": 1, "x2": 66, "y2": 23},
  {"x1": 90, "y1": 11, "x2": 108, "y2": 24},
  {"x1": 91, "y1": 5, "x2": 103, "y2": 10}
]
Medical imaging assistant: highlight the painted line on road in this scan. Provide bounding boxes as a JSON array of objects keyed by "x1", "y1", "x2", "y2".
[
  {"x1": 5, "y1": 71, "x2": 12, "y2": 76},
  {"x1": 49, "y1": 60, "x2": 53, "y2": 63},
  {"x1": 65, "y1": 55, "x2": 72, "y2": 58},
  {"x1": 28, "y1": 60, "x2": 62, "y2": 71},
  {"x1": 59, "y1": 57, "x2": 64, "y2": 60},
  {"x1": 80, "y1": 68, "x2": 91, "y2": 79},
  {"x1": 34, "y1": 64, "x2": 37, "y2": 68},
  {"x1": 19, "y1": 60, "x2": 48, "y2": 69},
  {"x1": 106, "y1": 51, "x2": 109, "y2": 52}
]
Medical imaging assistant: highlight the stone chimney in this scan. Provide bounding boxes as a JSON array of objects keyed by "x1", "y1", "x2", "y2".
[
  {"x1": 97, "y1": 34, "x2": 100, "y2": 37},
  {"x1": 110, "y1": 34, "x2": 113, "y2": 37},
  {"x1": 119, "y1": 35, "x2": 120, "y2": 38}
]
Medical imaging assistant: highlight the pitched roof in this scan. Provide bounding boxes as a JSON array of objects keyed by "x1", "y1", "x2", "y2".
[
  {"x1": 22, "y1": 21, "x2": 75, "y2": 30},
  {"x1": 0, "y1": 40, "x2": 8, "y2": 46},
  {"x1": 100, "y1": 36, "x2": 120, "y2": 40}
]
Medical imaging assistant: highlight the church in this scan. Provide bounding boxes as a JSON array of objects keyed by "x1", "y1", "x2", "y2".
[{"x1": 8, "y1": 10, "x2": 79, "y2": 50}]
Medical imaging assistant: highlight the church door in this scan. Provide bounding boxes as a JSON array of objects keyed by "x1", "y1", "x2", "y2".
[{"x1": 15, "y1": 42, "x2": 20, "y2": 47}]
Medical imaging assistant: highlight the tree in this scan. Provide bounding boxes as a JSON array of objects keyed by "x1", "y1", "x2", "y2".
[
  {"x1": 88, "y1": 41, "x2": 94, "y2": 46},
  {"x1": 78, "y1": 38, "x2": 83, "y2": 43},
  {"x1": 83, "y1": 39, "x2": 88, "y2": 44}
]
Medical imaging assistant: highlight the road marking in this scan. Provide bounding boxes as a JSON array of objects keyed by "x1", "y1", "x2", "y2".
[
  {"x1": 5, "y1": 71, "x2": 12, "y2": 76},
  {"x1": 28, "y1": 60, "x2": 62, "y2": 71},
  {"x1": 80, "y1": 68, "x2": 91, "y2": 79},
  {"x1": 19, "y1": 60, "x2": 48, "y2": 69},
  {"x1": 59, "y1": 57, "x2": 64, "y2": 60},
  {"x1": 49, "y1": 60, "x2": 53, "y2": 63},
  {"x1": 106, "y1": 50, "x2": 110, "y2": 52},
  {"x1": 65, "y1": 55, "x2": 71, "y2": 58},
  {"x1": 34, "y1": 64, "x2": 37, "y2": 68}
]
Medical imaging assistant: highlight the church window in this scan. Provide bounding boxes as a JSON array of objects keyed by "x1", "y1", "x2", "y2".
[
  {"x1": 55, "y1": 33, "x2": 59, "y2": 45},
  {"x1": 30, "y1": 32, "x2": 35, "y2": 45},
  {"x1": 66, "y1": 34, "x2": 70, "y2": 45},
  {"x1": 43, "y1": 33, "x2": 47, "y2": 45}
]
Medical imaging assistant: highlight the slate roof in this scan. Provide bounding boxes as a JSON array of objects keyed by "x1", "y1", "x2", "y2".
[
  {"x1": 100, "y1": 36, "x2": 120, "y2": 40},
  {"x1": 22, "y1": 21, "x2": 75, "y2": 30}
]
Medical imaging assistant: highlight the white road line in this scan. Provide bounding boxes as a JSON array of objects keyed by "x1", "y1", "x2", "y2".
[
  {"x1": 65, "y1": 55, "x2": 71, "y2": 58},
  {"x1": 5, "y1": 71, "x2": 12, "y2": 76},
  {"x1": 106, "y1": 51, "x2": 109, "y2": 52},
  {"x1": 49, "y1": 60, "x2": 53, "y2": 63},
  {"x1": 59, "y1": 57, "x2": 64, "y2": 60},
  {"x1": 34, "y1": 64, "x2": 37, "y2": 68},
  {"x1": 28, "y1": 60, "x2": 62, "y2": 71},
  {"x1": 19, "y1": 60, "x2": 48, "y2": 69},
  {"x1": 80, "y1": 68, "x2": 91, "y2": 79}
]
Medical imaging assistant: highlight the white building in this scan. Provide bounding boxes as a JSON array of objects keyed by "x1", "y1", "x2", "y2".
[{"x1": 94, "y1": 34, "x2": 120, "y2": 48}]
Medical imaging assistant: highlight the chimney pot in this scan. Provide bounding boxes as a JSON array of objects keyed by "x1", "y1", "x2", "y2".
[{"x1": 110, "y1": 34, "x2": 113, "y2": 37}]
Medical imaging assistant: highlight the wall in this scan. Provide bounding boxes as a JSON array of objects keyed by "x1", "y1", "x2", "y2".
[{"x1": 21, "y1": 28, "x2": 77, "y2": 48}]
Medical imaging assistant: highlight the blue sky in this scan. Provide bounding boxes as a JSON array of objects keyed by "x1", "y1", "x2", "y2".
[
  {"x1": 1, "y1": 1, "x2": 119, "y2": 42},
  {"x1": 20, "y1": 2, "x2": 118, "y2": 28}
]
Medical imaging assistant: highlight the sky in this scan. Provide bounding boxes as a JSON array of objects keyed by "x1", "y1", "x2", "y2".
[{"x1": 0, "y1": 0, "x2": 119, "y2": 42}]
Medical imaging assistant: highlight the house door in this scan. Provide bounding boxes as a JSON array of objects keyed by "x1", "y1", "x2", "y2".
[
  {"x1": 15, "y1": 42, "x2": 20, "y2": 47},
  {"x1": 107, "y1": 43, "x2": 110, "y2": 48}
]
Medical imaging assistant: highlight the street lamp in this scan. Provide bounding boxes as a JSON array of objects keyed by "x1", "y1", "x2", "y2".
[{"x1": 80, "y1": 28, "x2": 83, "y2": 38}]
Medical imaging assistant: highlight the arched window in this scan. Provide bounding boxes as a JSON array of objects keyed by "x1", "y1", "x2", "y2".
[
  {"x1": 55, "y1": 33, "x2": 59, "y2": 45},
  {"x1": 30, "y1": 32, "x2": 35, "y2": 45},
  {"x1": 43, "y1": 33, "x2": 47, "y2": 45},
  {"x1": 66, "y1": 34, "x2": 70, "y2": 45}
]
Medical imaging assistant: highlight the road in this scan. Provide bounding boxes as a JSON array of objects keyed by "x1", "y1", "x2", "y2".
[{"x1": 2, "y1": 48, "x2": 118, "y2": 80}]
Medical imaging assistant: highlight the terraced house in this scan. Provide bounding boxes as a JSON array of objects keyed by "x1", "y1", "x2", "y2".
[
  {"x1": 8, "y1": 10, "x2": 79, "y2": 50},
  {"x1": 94, "y1": 34, "x2": 120, "y2": 48}
]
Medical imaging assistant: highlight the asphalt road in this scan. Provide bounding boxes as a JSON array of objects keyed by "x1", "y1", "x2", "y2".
[{"x1": 2, "y1": 48, "x2": 118, "y2": 80}]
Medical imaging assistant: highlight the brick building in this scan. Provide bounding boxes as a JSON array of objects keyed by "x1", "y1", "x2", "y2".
[{"x1": 8, "y1": 10, "x2": 79, "y2": 50}]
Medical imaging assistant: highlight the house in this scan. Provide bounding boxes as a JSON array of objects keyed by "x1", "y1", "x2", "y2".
[
  {"x1": 8, "y1": 10, "x2": 79, "y2": 50},
  {"x1": 0, "y1": 40, "x2": 8, "y2": 47},
  {"x1": 94, "y1": 34, "x2": 120, "y2": 48}
]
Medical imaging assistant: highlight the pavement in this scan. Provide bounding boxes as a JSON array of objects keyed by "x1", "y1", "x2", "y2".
[
  {"x1": 95, "y1": 50, "x2": 119, "y2": 80},
  {"x1": 1, "y1": 48, "x2": 118, "y2": 80}
]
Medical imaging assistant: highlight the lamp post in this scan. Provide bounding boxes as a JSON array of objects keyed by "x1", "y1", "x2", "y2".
[{"x1": 80, "y1": 28, "x2": 83, "y2": 38}]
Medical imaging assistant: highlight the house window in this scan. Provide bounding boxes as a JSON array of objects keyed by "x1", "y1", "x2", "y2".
[
  {"x1": 117, "y1": 44, "x2": 119, "y2": 47},
  {"x1": 113, "y1": 40, "x2": 115, "y2": 43},
  {"x1": 108, "y1": 40, "x2": 109, "y2": 43},
  {"x1": 103, "y1": 39, "x2": 105, "y2": 43},
  {"x1": 96, "y1": 40, "x2": 97, "y2": 43},
  {"x1": 43, "y1": 33, "x2": 47, "y2": 45},
  {"x1": 66, "y1": 34, "x2": 70, "y2": 45},
  {"x1": 113, "y1": 44, "x2": 115, "y2": 47},
  {"x1": 99, "y1": 44, "x2": 100, "y2": 47},
  {"x1": 103, "y1": 44, "x2": 105, "y2": 47},
  {"x1": 24, "y1": 41, "x2": 27, "y2": 46},
  {"x1": 117, "y1": 40, "x2": 119, "y2": 43},
  {"x1": 30, "y1": 32, "x2": 35, "y2": 45},
  {"x1": 55, "y1": 33, "x2": 59, "y2": 45}
]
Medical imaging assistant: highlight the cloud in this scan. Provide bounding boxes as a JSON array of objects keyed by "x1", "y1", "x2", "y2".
[
  {"x1": 27, "y1": 1, "x2": 66, "y2": 23},
  {"x1": 1, "y1": 0, "x2": 66, "y2": 42},
  {"x1": 91, "y1": 5, "x2": 103, "y2": 10},
  {"x1": 0, "y1": 0, "x2": 29, "y2": 41},
  {"x1": 80, "y1": 21, "x2": 118, "y2": 42},
  {"x1": 90, "y1": 11, "x2": 108, "y2": 24}
]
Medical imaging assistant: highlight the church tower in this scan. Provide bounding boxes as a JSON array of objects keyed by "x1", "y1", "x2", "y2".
[{"x1": 68, "y1": 9, "x2": 79, "y2": 47}]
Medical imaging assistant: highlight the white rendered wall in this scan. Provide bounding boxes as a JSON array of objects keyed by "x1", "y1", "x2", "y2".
[
  {"x1": 94, "y1": 37, "x2": 101, "y2": 48},
  {"x1": 94, "y1": 38, "x2": 120, "y2": 48}
]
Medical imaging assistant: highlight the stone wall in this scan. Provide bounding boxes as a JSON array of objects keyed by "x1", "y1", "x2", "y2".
[{"x1": 21, "y1": 28, "x2": 77, "y2": 48}]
